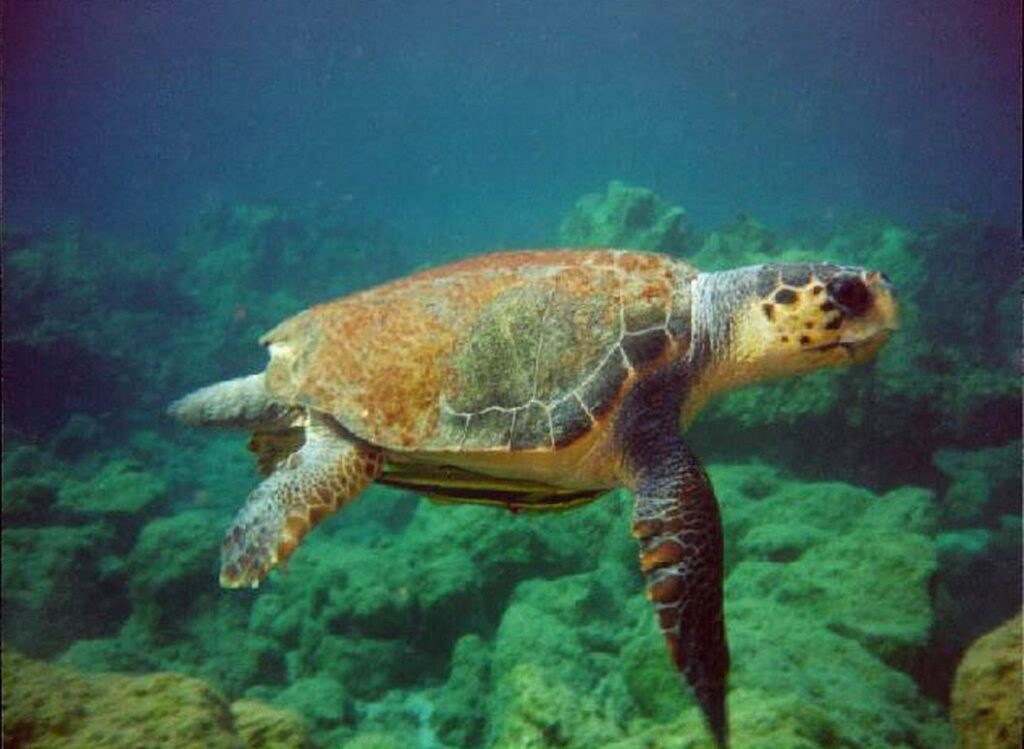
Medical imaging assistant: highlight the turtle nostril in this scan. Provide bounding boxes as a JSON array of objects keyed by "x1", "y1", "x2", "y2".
[{"x1": 827, "y1": 276, "x2": 872, "y2": 316}]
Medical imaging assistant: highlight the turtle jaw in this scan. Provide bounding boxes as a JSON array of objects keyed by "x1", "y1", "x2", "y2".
[{"x1": 802, "y1": 326, "x2": 895, "y2": 364}]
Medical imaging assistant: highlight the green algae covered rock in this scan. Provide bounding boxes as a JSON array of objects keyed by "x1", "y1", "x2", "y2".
[
  {"x1": 559, "y1": 180, "x2": 693, "y2": 254},
  {"x1": 484, "y1": 464, "x2": 949, "y2": 749},
  {"x1": 57, "y1": 459, "x2": 168, "y2": 517},
  {"x1": 271, "y1": 676, "x2": 349, "y2": 742},
  {"x1": 330, "y1": 733, "x2": 408, "y2": 749},
  {"x1": 2, "y1": 445, "x2": 65, "y2": 525},
  {"x1": 602, "y1": 685, "x2": 952, "y2": 749},
  {"x1": 933, "y1": 442, "x2": 1021, "y2": 526},
  {"x1": 765, "y1": 515, "x2": 935, "y2": 667},
  {"x1": 486, "y1": 569, "x2": 637, "y2": 748},
  {"x1": 911, "y1": 212, "x2": 1018, "y2": 356},
  {"x1": 431, "y1": 633, "x2": 492, "y2": 747},
  {"x1": 2, "y1": 226, "x2": 188, "y2": 437},
  {"x1": 2, "y1": 476, "x2": 60, "y2": 526},
  {"x1": 2, "y1": 648, "x2": 307, "y2": 749},
  {"x1": 723, "y1": 470, "x2": 938, "y2": 668},
  {"x1": 10, "y1": 457, "x2": 956, "y2": 748},
  {"x1": 619, "y1": 601, "x2": 684, "y2": 722},
  {"x1": 690, "y1": 212, "x2": 779, "y2": 270},
  {"x1": 243, "y1": 491, "x2": 628, "y2": 702},
  {"x1": 126, "y1": 509, "x2": 224, "y2": 632},
  {"x1": 2, "y1": 523, "x2": 125, "y2": 657},
  {"x1": 54, "y1": 505, "x2": 287, "y2": 698},
  {"x1": 724, "y1": 594, "x2": 944, "y2": 747},
  {"x1": 951, "y1": 613, "x2": 1023, "y2": 749},
  {"x1": 489, "y1": 662, "x2": 626, "y2": 749},
  {"x1": 231, "y1": 699, "x2": 310, "y2": 749}
]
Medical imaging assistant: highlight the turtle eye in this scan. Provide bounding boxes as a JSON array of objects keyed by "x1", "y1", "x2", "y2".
[{"x1": 827, "y1": 276, "x2": 871, "y2": 316}]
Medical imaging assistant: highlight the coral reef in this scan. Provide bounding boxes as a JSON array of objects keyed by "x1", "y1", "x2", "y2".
[
  {"x1": 232, "y1": 699, "x2": 310, "y2": 749},
  {"x1": 2, "y1": 523, "x2": 124, "y2": 657},
  {"x1": 1, "y1": 648, "x2": 308, "y2": 749},
  {"x1": 933, "y1": 443, "x2": 1021, "y2": 526},
  {"x1": 21, "y1": 462, "x2": 956, "y2": 748},
  {"x1": 475, "y1": 465, "x2": 951, "y2": 749},
  {"x1": 951, "y1": 614, "x2": 1023, "y2": 749},
  {"x1": 559, "y1": 180, "x2": 693, "y2": 255}
]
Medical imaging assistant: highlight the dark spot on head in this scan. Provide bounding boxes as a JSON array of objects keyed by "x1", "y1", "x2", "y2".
[
  {"x1": 821, "y1": 301, "x2": 836, "y2": 312},
  {"x1": 824, "y1": 316, "x2": 843, "y2": 330},
  {"x1": 762, "y1": 303, "x2": 775, "y2": 321},
  {"x1": 812, "y1": 285, "x2": 823, "y2": 295},
  {"x1": 804, "y1": 321, "x2": 814, "y2": 329},
  {"x1": 799, "y1": 335, "x2": 812, "y2": 345},
  {"x1": 780, "y1": 335, "x2": 789, "y2": 343},
  {"x1": 774, "y1": 288, "x2": 798, "y2": 305}
]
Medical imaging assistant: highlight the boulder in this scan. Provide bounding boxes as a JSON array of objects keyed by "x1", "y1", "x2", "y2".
[{"x1": 951, "y1": 613, "x2": 1023, "y2": 749}]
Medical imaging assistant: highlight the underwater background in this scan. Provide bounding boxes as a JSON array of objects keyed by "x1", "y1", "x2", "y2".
[{"x1": 2, "y1": 2, "x2": 1021, "y2": 748}]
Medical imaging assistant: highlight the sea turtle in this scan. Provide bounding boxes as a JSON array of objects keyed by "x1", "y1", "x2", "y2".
[{"x1": 169, "y1": 249, "x2": 898, "y2": 748}]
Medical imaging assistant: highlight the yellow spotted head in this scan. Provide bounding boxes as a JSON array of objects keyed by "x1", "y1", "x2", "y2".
[{"x1": 689, "y1": 263, "x2": 899, "y2": 397}]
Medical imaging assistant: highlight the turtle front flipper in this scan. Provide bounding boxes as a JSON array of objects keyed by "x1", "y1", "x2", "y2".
[
  {"x1": 626, "y1": 438, "x2": 729, "y2": 749},
  {"x1": 220, "y1": 413, "x2": 382, "y2": 588}
]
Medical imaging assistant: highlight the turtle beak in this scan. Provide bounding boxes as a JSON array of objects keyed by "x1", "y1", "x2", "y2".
[{"x1": 864, "y1": 270, "x2": 899, "y2": 336}]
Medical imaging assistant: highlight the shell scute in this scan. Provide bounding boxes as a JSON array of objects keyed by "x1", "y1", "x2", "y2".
[{"x1": 263, "y1": 249, "x2": 696, "y2": 452}]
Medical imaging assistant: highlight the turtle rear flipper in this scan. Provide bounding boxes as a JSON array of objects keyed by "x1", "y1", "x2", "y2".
[
  {"x1": 168, "y1": 373, "x2": 293, "y2": 430},
  {"x1": 220, "y1": 413, "x2": 382, "y2": 588}
]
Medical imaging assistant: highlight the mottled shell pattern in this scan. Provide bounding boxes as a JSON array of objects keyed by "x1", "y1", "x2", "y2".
[{"x1": 261, "y1": 250, "x2": 696, "y2": 453}]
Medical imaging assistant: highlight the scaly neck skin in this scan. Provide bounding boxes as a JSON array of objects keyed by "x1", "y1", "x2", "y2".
[{"x1": 680, "y1": 268, "x2": 777, "y2": 427}]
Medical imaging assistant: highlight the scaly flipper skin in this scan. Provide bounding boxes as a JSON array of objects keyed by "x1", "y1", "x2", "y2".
[
  {"x1": 618, "y1": 366, "x2": 729, "y2": 749},
  {"x1": 629, "y1": 442, "x2": 728, "y2": 749},
  {"x1": 220, "y1": 413, "x2": 382, "y2": 588}
]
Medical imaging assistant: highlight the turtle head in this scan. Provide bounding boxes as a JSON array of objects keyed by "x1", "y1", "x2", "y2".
[{"x1": 689, "y1": 263, "x2": 898, "y2": 399}]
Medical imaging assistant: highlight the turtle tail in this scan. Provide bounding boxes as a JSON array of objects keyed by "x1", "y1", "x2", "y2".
[{"x1": 168, "y1": 373, "x2": 292, "y2": 430}]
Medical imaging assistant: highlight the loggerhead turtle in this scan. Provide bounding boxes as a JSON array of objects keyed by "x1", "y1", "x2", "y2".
[{"x1": 169, "y1": 249, "x2": 898, "y2": 748}]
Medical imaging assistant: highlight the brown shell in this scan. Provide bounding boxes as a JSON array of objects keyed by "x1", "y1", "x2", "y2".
[{"x1": 261, "y1": 249, "x2": 696, "y2": 452}]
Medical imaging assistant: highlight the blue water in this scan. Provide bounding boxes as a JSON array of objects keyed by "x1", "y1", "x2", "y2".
[{"x1": 5, "y1": 0, "x2": 1020, "y2": 248}]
